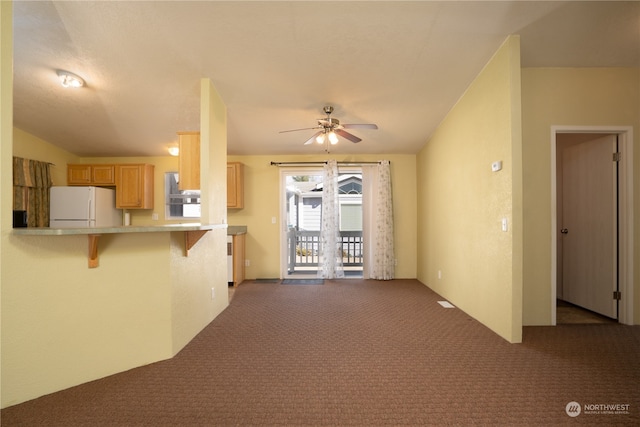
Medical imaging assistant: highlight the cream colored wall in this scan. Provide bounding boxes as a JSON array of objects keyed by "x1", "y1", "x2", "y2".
[
  {"x1": 200, "y1": 78, "x2": 228, "y2": 226},
  {"x1": 2, "y1": 72, "x2": 229, "y2": 406},
  {"x1": 227, "y1": 154, "x2": 417, "y2": 280},
  {"x1": 521, "y1": 67, "x2": 640, "y2": 325},
  {"x1": 170, "y1": 77, "x2": 228, "y2": 354},
  {"x1": 3, "y1": 232, "x2": 175, "y2": 405},
  {"x1": 3, "y1": 142, "x2": 228, "y2": 408},
  {"x1": 0, "y1": 0, "x2": 12, "y2": 409},
  {"x1": 416, "y1": 37, "x2": 523, "y2": 343},
  {"x1": 12, "y1": 128, "x2": 80, "y2": 185}
]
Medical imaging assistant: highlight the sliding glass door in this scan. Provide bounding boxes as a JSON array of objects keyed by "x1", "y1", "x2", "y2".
[{"x1": 280, "y1": 167, "x2": 363, "y2": 279}]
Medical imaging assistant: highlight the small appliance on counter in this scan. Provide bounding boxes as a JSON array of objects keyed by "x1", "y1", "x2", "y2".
[
  {"x1": 13, "y1": 210, "x2": 27, "y2": 228},
  {"x1": 50, "y1": 186, "x2": 121, "y2": 228}
]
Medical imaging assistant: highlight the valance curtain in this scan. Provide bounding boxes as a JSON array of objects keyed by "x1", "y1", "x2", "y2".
[
  {"x1": 318, "y1": 159, "x2": 345, "y2": 279},
  {"x1": 13, "y1": 157, "x2": 52, "y2": 227},
  {"x1": 362, "y1": 160, "x2": 395, "y2": 280}
]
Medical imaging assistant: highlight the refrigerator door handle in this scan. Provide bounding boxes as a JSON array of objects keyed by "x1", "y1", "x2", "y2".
[{"x1": 88, "y1": 197, "x2": 93, "y2": 222}]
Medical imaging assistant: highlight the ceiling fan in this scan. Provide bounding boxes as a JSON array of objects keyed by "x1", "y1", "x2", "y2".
[{"x1": 280, "y1": 106, "x2": 378, "y2": 146}]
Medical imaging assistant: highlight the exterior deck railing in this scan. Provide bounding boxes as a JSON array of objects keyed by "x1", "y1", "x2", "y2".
[{"x1": 287, "y1": 229, "x2": 363, "y2": 273}]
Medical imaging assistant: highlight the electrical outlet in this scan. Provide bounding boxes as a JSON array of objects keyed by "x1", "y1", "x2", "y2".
[
  {"x1": 438, "y1": 270, "x2": 442, "y2": 280},
  {"x1": 211, "y1": 288, "x2": 215, "y2": 299},
  {"x1": 152, "y1": 213, "x2": 159, "y2": 221},
  {"x1": 245, "y1": 259, "x2": 250, "y2": 267}
]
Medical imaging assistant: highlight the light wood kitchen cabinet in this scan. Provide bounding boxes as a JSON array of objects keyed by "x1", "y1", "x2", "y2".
[
  {"x1": 231, "y1": 233, "x2": 245, "y2": 286},
  {"x1": 177, "y1": 131, "x2": 200, "y2": 190},
  {"x1": 68, "y1": 164, "x2": 115, "y2": 186},
  {"x1": 227, "y1": 162, "x2": 244, "y2": 209},
  {"x1": 115, "y1": 164, "x2": 154, "y2": 209}
]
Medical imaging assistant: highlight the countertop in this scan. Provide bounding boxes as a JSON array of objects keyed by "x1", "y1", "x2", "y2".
[
  {"x1": 227, "y1": 225, "x2": 247, "y2": 235},
  {"x1": 12, "y1": 223, "x2": 226, "y2": 236}
]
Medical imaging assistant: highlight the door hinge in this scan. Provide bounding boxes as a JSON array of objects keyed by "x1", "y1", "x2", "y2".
[
  {"x1": 613, "y1": 291, "x2": 622, "y2": 300},
  {"x1": 613, "y1": 152, "x2": 621, "y2": 162}
]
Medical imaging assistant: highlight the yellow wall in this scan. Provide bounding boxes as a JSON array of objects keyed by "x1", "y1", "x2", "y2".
[
  {"x1": 3, "y1": 132, "x2": 230, "y2": 407},
  {"x1": 227, "y1": 154, "x2": 417, "y2": 280},
  {"x1": 200, "y1": 78, "x2": 228, "y2": 226},
  {"x1": 0, "y1": 0, "x2": 12, "y2": 410},
  {"x1": 521, "y1": 67, "x2": 640, "y2": 325},
  {"x1": 1, "y1": 0, "x2": 13, "y2": 405},
  {"x1": 12, "y1": 128, "x2": 80, "y2": 184},
  {"x1": 2, "y1": 71, "x2": 229, "y2": 407},
  {"x1": 416, "y1": 37, "x2": 523, "y2": 343}
]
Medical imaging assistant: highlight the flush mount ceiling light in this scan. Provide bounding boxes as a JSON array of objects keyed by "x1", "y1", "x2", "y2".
[
  {"x1": 56, "y1": 70, "x2": 85, "y2": 88},
  {"x1": 168, "y1": 146, "x2": 180, "y2": 156}
]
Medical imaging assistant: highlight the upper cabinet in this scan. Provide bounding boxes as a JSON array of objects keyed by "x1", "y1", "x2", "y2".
[
  {"x1": 176, "y1": 131, "x2": 244, "y2": 209},
  {"x1": 115, "y1": 164, "x2": 154, "y2": 209},
  {"x1": 227, "y1": 162, "x2": 244, "y2": 209},
  {"x1": 177, "y1": 131, "x2": 200, "y2": 190},
  {"x1": 68, "y1": 164, "x2": 115, "y2": 186}
]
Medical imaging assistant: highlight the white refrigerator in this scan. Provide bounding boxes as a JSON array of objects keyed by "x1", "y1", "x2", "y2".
[{"x1": 50, "y1": 186, "x2": 122, "y2": 228}]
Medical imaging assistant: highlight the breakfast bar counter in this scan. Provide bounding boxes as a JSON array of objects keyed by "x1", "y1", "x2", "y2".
[{"x1": 13, "y1": 223, "x2": 226, "y2": 267}]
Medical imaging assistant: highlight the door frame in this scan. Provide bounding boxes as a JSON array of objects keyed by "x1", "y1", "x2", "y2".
[{"x1": 550, "y1": 125, "x2": 634, "y2": 325}]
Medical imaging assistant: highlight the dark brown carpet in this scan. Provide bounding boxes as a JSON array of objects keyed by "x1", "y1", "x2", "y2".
[{"x1": 2, "y1": 279, "x2": 639, "y2": 426}]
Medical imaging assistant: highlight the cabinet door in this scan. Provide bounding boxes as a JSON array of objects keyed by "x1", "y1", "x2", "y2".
[
  {"x1": 227, "y1": 162, "x2": 244, "y2": 209},
  {"x1": 92, "y1": 165, "x2": 115, "y2": 185},
  {"x1": 67, "y1": 165, "x2": 92, "y2": 185},
  {"x1": 232, "y1": 233, "x2": 245, "y2": 285},
  {"x1": 116, "y1": 164, "x2": 154, "y2": 209},
  {"x1": 178, "y1": 132, "x2": 200, "y2": 190}
]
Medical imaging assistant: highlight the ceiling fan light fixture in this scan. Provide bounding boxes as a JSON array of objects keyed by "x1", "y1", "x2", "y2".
[
  {"x1": 280, "y1": 105, "x2": 378, "y2": 148},
  {"x1": 328, "y1": 131, "x2": 339, "y2": 144},
  {"x1": 56, "y1": 70, "x2": 85, "y2": 88}
]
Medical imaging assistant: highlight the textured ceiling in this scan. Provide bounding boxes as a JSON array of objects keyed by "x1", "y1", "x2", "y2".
[{"x1": 12, "y1": 1, "x2": 640, "y2": 157}]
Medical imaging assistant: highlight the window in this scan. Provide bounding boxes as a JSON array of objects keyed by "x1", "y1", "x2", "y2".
[
  {"x1": 165, "y1": 172, "x2": 201, "y2": 219},
  {"x1": 340, "y1": 201, "x2": 362, "y2": 231}
]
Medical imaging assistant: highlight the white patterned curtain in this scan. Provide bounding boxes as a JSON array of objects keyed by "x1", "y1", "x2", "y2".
[
  {"x1": 362, "y1": 160, "x2": 395, "y2": 280},
  {"x1": 318, "y1": 160, "x2": 345, "y2": 279}
]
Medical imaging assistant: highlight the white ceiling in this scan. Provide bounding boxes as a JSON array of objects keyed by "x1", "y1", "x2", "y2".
[{"x1": 12, "y1": 1, "x2": 640, "y2": 157}]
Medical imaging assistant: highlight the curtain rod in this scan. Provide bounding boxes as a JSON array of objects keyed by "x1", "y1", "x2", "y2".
[{"x1": 270, "y1": 161, "x2": 389, "y2": 167}]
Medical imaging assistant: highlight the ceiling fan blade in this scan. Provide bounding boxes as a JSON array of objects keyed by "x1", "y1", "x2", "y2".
[
  {"x1": 304, "y1": 131, "x2": 324, "y2": 145},
  {"x1": 280, "y1": 126, "x2": 319, "y2": 133},
  {"x1": 342, "y1": 123, "x2": 378, "y2": 130},
  {"x1": 335, "y1": 129, "x2": 362, "y2": 143}
]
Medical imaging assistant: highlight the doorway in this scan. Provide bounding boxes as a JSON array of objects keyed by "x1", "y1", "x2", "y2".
[
  {"x1": 279, "y1": 168, "x2": 364, "y2": 279},
  {"x1": 551, "y1": 126, "x2": 634, "y2": 325},
  {"x1": 557, "y1": 133, "x2": 617, "y2": 320}
]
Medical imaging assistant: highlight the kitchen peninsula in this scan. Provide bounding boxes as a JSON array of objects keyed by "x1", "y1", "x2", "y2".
[{"x1": 13, "y1": 223, "x2": 225, "y2": 268}]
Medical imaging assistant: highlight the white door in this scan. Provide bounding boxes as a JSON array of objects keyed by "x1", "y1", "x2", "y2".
[{"x1": 560, "y1": 134, "x2": 618, "y2": 318}]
